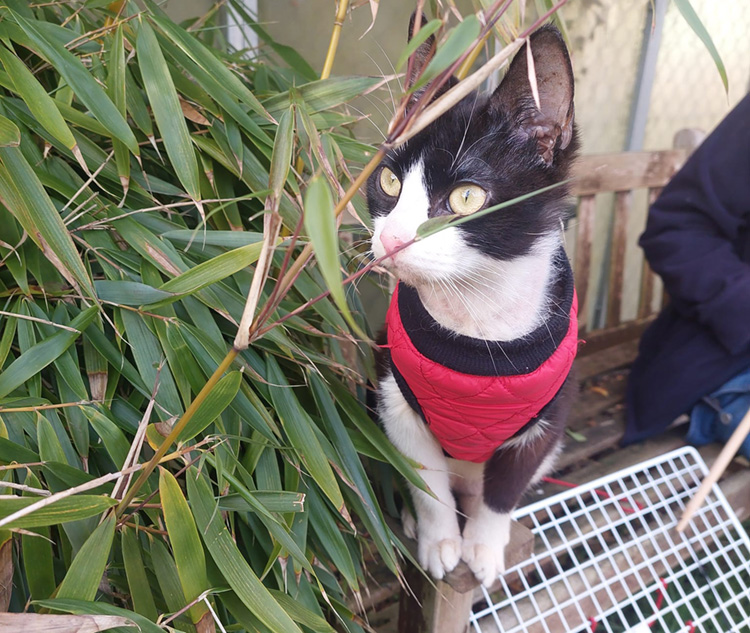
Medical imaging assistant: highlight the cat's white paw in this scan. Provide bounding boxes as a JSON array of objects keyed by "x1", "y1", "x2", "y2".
[
  {"x1": 417, "y1": 526, "x2": 461, "y2": 580},
  {"x1": 401, "y1": 507, "x2": 417, "y2": 540},
  {"x1": 461, "y1": 539, "x2": 506, "y2": 587},
  {"x1": 461, "y1": 507, "x2": 511, "y2": 588}
]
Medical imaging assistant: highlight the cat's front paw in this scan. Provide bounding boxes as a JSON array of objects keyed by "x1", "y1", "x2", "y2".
[
  {"x1": 417, "y1": 525, "x2": 461, "y2": 580},
  {"x1": 461, "y1": 508, "x2": 511, "y2": 588},
  {"x1": 461, "y1": 539, "x2": 506, "y2": 587}
]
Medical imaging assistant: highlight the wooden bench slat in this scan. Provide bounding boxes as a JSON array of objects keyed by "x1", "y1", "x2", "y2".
[
  {"x1": 574, "y1": 194, "x2": 596, "y2": 332},
  {"x1": 570, "y1": 150, "x2": 687, "y2": 196},
  {"x1": 636, "y1": 187, "x2": 662, "y2": 320},
  {"x1": 606, "y1": 191, "x2": 632, "y2": 328}
]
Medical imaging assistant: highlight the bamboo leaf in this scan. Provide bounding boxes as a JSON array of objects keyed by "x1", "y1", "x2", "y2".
[
  {"x1": 303, "y1": 175, "x2": 365, "y2": 338},
  {"x1": 21, "y1": 475, "x2": 56, "y2": 602},
  {"x1": 266, "y1": 357, "x2": 344, "y2": 512},
  {"x1": 158, "y1": 242, "x2": 268, "y2": 297},
  {"x1": 176, "y1": 370, "x2": 242, "y2": 442},
  {"x1": 121, "y1": 527, "x2": 158, "y2": 621},
  {"x1": 56, "y1": 514, "x2": 115, "y2": 602},
  {"x1": 106, "y1": 25, "x2": 130, "y2": 193},
  {"x1": 263, "y1": 76, "x2": 381, "y2": 117},
  {"x1": 94, "y1": 280, "x2": 175, "y2": 306},
  {"x1": 159, "y1": 468, "x2": 211, "y2": 625},
  {"x1": 673, "y1": 0, "x2": 728, "y2": 94},
  {"x1": 186, "y1": 467, "x2": 303, "y2": 633},
  {"x1": 136, "y1": 21, "x2": 201, "y2": 202},
  {"x1": 150, "y1": 13, "x2": 272, "y2": 121},
  {"x1": 413, "y1": 15, "x2": 481, "y2": 91},
  {"x1": 9, "y1": 11, "x2": 139, "y2": 155},
  {"x1": 0, "y1": 146, "x2": 96, "y2": 297},
  {"x1": 162, "y1": 230, "x2": 264, "y2": 248},
  {"x1": 0, "y1": 113, "x2": 20, "y2": 147},
  {"x1": 0, "y1": 45, "x2": 77, "y2": 152},
  {"x1": 396, "y1": 19, "x2": 442, "y2": 70},
  {"x1": 269, "y1": 105, "x2": 295, "y2": 197},
  {"x1": 0, "y1": 496, "x2": 117, "y2": 529},
  {"x1": 0, "y1": 307, "x2": 97, "y2": 399}
]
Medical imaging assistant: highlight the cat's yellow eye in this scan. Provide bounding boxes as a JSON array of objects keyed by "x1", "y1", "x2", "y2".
[
  {"x1": 449, "y1": 184, "x2": 487, "y2": 216},
  {"x1": 379, "y1": 167, "x2": 401, "y2": 197}
]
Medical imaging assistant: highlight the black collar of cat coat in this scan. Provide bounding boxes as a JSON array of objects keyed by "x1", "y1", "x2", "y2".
[{"x1": 385, "y1": 250, "x2": 578, "y2": 462}]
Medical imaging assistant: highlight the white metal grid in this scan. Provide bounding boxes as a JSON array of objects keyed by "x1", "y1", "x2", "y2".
[{"x1": 470, "y1": 447, "x2": 750, "y2": 633}]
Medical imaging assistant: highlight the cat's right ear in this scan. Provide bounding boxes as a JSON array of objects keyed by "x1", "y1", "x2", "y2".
[{"x1": 405, "y1": 11, "x2": 436, "y2": 106}]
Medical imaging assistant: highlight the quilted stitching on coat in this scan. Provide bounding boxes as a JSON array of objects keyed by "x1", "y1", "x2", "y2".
[{"x1": 386, "y1": 284, "x2": 578, "y2": 463}]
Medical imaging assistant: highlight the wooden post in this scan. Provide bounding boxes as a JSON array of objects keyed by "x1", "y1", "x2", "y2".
[{"x1": 396, "y1": 521, "x2": 535, "y2": 633}]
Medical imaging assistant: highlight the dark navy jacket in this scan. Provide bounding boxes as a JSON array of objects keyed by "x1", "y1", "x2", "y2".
[{"x1": 624, "y1": 94, "x2": 750, "y2": 444}]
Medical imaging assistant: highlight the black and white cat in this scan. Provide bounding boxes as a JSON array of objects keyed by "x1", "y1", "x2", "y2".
[{"x1": 369, "y1": 22, "x2": 579, "y2": 587}]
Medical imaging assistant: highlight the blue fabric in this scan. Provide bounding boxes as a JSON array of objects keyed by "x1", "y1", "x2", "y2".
[
  {"x1": 686, "y1": 366, "x2": 750, "y2": 458},
  {"x1": 624, "y1": 94, "x2": 750, "y2": 445}
]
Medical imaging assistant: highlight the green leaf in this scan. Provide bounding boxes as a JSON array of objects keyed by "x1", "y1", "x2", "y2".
[
  {"x1": 0, "y1": 495, "x2": 117, "y2": 529},
  {"x1": 219, "y1": 491, "x2": 305, "y2": 514},
  {"x1": 21, "y1": 472, "x2": 55, "y2": 602},
  {"x1": 162, "y1": 230, "x2": 264, "y2": 248},
  {"x1": 673, "y1": 0, "x2": 728, "y2": 94},
  {"x1": 0, "y1": 45, "x2": 77, "y2": 151},
  {"x1": 307, "y1": 487, "x2": 358, "y2": 589},
  {"x1": 565, "y1": 428, "x2": 587, "y2": 443},
  {"x1": 136, "y1": 21, "x2": 201, "y2": 202},
  {"x1": 56, "y1": 514, "x2": 115, "y2": 600},
  {"x1": 95, "y1": 280, "x2": 175, "y2": 306},
  {"x1": 0, "y1": 113, "x2": 20, "y2": 147},
  {"x1": 0, "y1": 307, "x2": 97, "y2": 399},
  {"x1": 0, "y1": 146, "x2": 96, "y2": 297},
  {"x1": 186, "y1": 467, "x2": 304, "y2": 633},
  {"x1": 158, "y1": 241, "x2": 267, "y2": 297},
  {"x1": 269, "y1": 105, "x2": 295, "y2": 197},
  {"x1": 263, "y1": 76, "x2": 381, "y2": 118},
  {"x1": 303, "y1": 175, "x2": 364, "y2": 338},
  {"x1": 176, "y1": 370, "x2": 242, "y2": 442},
  {"x1": 106, "y1": 24, "x2": 130, "y2": 193},
  {"x1": 121, "y1": 527, "x2": 159, "y2": 620},
  {"x1": 266, "y1": 357, "x2": 344, "y2": 512},
  {"x1": 159, "y1": 468, "x2": 210, "y2": 625},
  {"x1": 396, "y1": 19, "x2": 442, "y2": 70},
  {"x1": 150, "y1": 13, "x2": 272, "y2": 121},
  {"x1": 10, "y1": 11, "x2": 139, "y2": 155},
  {"x1": 413, "y1": 15, "x2": 481, "y2": 91}
]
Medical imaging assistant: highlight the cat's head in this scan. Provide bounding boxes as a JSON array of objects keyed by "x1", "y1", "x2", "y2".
[{"x1": 368, "y1": 21, "x2": 578, "y2": 288}]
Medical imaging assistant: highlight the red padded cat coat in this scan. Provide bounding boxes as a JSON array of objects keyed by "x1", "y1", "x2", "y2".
[{"x1": 385, "y1": 257, "x2": 578, "y2": 463}]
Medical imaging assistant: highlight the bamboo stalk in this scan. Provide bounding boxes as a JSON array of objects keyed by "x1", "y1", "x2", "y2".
[
  {"x1": 676, "y1": 406, "x2": 750, "y2": 532},
  {"x1": 320, "y1": 0, "x2": 350, "y2": 80},
  {"x1": 115, "y1": 348, "x2": 238, "y2": 515}
]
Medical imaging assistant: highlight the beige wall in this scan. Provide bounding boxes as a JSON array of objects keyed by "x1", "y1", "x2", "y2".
[{"x1": 162, "y1": 0, "x2": 214, "y2": 23}]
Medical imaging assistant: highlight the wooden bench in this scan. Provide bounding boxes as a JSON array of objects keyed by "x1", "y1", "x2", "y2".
[{"x1": 367, "y1": 129, "x2": 750, "y2": 633}]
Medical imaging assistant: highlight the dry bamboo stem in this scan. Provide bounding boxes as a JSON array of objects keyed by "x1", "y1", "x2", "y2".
[{"x1": 676, "y1": 406, "x2": 750, "y2": 532}]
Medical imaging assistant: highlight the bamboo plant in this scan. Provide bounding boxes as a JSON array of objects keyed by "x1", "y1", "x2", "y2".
[{"x1": 0, "y1": 0, "x2": 727, "y2": 631}]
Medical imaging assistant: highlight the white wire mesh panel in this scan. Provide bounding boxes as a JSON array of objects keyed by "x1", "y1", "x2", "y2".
[{"x1": 471, "y1": 447, "x2": 750, "y2": 633}]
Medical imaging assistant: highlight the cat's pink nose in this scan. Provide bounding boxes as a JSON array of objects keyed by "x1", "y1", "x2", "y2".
[{"x1": 380, "y1": 233, "x2": 405, "y2": 256}]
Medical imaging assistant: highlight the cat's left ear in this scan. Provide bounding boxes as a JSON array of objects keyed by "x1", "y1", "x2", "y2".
[
  {"x1": 491, "y1": 25, "x2": 575, "y2": 165},
  {"x1": 404, "y1": 12, "x2": 456, "y2": 110}
]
